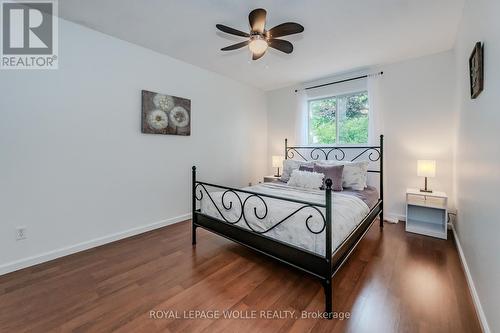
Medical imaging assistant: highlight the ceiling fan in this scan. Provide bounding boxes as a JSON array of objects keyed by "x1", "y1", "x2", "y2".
[{"x1": 216, "y1": 8, "x2": 304, "y2": 60}]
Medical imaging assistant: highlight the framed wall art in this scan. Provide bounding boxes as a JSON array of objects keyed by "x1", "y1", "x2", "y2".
[
  {"x1": 141, "y1": 90, "x2": 191, "y2": 135},
  {"x1": 469, "y1": 42, "x2": 484, "y2": 99}
]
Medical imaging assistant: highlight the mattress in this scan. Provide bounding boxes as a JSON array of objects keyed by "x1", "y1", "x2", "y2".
[
  {"x1": 199, "y1": 182, "x2": 378, "y2": 256},
  {"x1": 276, "y1": 180, "x2": 379, "y2": 209},
  {"x1": 342, "y1": 186, "x2": 379, "y2": 210}
]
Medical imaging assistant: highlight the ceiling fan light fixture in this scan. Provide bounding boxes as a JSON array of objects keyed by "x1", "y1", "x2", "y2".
[
  {"x1": 248, "y1": 37, "x2": 268, "y2": 55},
  {"x1": 216, "y1": 8, "x2": 304, "y2": 60}
]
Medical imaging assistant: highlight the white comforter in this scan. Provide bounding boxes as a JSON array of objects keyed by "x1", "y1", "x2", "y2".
[{"x1": 200, "y1": 182, "x2": 369, "y2": 256}]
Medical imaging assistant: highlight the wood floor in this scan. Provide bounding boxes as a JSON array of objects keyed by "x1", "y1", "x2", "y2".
[{"x1": 0, "y1": 221, "x2": 481, "y2": 333}]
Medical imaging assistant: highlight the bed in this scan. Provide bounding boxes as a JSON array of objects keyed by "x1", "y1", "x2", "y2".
[{"x1": 192, "y1": 135, "x2": 384, "y2": 318}]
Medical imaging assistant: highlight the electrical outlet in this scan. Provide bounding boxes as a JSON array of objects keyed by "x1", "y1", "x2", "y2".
[{"x1": 16, "y1": 227, "x2": 27, "y2": 240}]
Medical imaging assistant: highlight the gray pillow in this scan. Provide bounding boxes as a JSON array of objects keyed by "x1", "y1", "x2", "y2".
[
  {"x1": 313, "y1": 164, "x2": 344, "y2": 191},
  {"x1": 281, "y1": 160, "x2": 315, "y2": 182},
  {"x1": 317, "y1": 160, "x2": 369, "y2": 190},
  {"x1": 299, "y1": 164, "x2": 314, "y2": 172}
]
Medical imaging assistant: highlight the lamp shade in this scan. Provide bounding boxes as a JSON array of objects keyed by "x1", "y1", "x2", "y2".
[
  {"x1": 417, "y1": 160, "x2": 436, "y2": 177},
  {"x1": 272, "y1": 155, "x2": 284, "y2": 168}
]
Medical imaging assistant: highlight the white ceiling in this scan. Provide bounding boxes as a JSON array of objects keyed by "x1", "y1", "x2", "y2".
[{"x1": 59, "y1": 0, "x2": 464, "y2": 91}]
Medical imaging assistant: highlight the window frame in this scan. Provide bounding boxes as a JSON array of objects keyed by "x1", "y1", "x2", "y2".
[{"x1": 307, "y1": 90, "x2": 369, "y2": 147}]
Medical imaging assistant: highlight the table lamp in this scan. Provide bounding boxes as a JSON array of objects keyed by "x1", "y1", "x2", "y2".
[
  {"x1": 272, "y1": 155, "x2": 284, "y2": 177},
  {"x1": 417, "y1": 160, "x2": 436, "y2": 193}
]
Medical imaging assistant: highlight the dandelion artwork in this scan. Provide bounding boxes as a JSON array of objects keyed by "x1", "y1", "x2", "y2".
[{"x1": 141, "y1": 90, "x2": 191, "y2": 135}]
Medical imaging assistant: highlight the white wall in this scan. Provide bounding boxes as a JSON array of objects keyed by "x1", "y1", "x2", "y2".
[
  {"x1": 378, "y1": 51, "x2": 457, "y2": 217},
  {"x1": 267, "y1": 51, "x2": 457, "y2": 219},
  {"x1": 267, "y1": 87, "x2": 298, "y2": 162},
  {"x1": 0, "y1": 19, "x2": 267, "y2": 274},
  {"x1": 454, "y1": 0, "x2": 500, "y2": 332}
]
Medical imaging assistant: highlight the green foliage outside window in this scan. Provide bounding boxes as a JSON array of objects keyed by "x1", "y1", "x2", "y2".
[
  {"x1": 309, "y1": 98, "x2": 336, "y2": 143},
  {"x1": 309, "y1": 91, "x2": 369, "y2": 144}
]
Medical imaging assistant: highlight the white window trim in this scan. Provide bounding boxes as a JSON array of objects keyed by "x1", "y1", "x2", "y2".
[{"x1": 307, "y1": 90, "x2": 369, "y2": 147}]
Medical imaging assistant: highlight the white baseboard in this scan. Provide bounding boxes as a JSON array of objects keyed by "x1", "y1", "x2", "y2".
[
  {"x1": 451, "y1": 224, "x2": 491, "y2": 333},
  {"x1": 0, "y1": 213, "x2": 191, "y2": 276}
]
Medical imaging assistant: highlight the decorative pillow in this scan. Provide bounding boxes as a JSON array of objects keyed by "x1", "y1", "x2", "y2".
[
  {"x1": 299, "y1": 164, "x2": 314, "y2": 172},
  {"x1": 313, "y1": 164, "x2": 344, "y2": 191},
  {"x1": 287, "y1": 170, "x2": 323, "y2": 190},
  {"x1": 317, "y1": 160, "x2": 369, "y2": 191},
  {"x1": 281, "y1": 160, "x2": 314, "y2": 182}
]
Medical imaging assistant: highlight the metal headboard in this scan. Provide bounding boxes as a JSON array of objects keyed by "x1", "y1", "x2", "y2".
[{"x1": 285, "y1": 135, "x2": 384, "y2": 174}]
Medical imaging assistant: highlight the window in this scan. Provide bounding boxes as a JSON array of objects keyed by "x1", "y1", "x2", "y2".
[{"x1": 308, "y1": 91, "x2": 369, "y2": 145}]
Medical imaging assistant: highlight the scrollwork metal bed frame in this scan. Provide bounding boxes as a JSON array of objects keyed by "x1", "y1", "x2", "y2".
[{"x1": 192, "y1": 135, "x2": 384, "y2": 318}]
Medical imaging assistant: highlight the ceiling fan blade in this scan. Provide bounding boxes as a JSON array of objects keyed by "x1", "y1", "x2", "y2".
[
  {"x1": 268, "y1": 39, "x2": 294, "y2": 54},
  {"x1": 267, "y1": 22, "x2": 304, "y2": 38},
  {"x1": 249, "y1": 8, "x2": 267, "y2": 33},
  {"x1": 252, "y1": 51, "x2": 266, "y2": 61},
  {"x1": 216, "y1": 24, "x2": 250, "y2": 38},
  {"x1": 221, "y1": 41, "x2": 250, "y2": 51}
]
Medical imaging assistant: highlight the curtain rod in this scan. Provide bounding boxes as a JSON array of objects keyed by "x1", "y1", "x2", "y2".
[{"x1": 294, "y1": 71, "x2": 384, "y2": 93}]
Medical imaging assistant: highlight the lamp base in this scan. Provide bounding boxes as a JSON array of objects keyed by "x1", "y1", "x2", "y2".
[
  {"x1": 274, "y1": 167, "x2": 280, "y2": 178},
  {"x1": 420, "y1": 177, "x2": 432, "y2": 193}
]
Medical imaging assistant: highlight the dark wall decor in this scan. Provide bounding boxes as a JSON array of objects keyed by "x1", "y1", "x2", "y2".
[
  {"x1": 141, "y1": 90, "x2": 191, "y2": 135},
  {"x1": 469, "y1": 42, "x2": 484, "y2": 99}
]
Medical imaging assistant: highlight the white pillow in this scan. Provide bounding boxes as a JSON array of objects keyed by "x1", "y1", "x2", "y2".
[
  {"x1": 317, "y1": 160, "x2": 369, "y2": 191},
  {"x1": 287, "y1": 170, "x2": 323, "y2": 190},
  {"x1": 281, "y1": 160, "x2": 314, "y2": 182}
]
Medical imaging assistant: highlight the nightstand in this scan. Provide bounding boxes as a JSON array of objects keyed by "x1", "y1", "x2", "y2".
[
  {"x1": 263, "y1": 175, "x2": 280, "y2": 183},
  {"x1": 406, "y1": 188, "x2": 448, "y2": 239}
]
